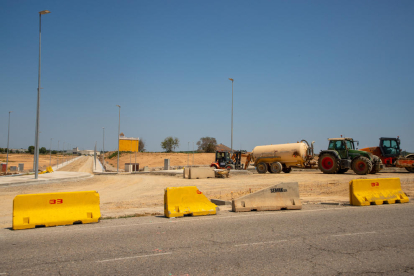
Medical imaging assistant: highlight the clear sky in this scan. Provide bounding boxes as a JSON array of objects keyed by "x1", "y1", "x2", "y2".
[{"x1": 1, "y1": 0, "x2": 413, "y2": 153}]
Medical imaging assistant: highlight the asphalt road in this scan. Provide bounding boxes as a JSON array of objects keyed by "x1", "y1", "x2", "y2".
[{"x1": 1, "y1": 203, "x2": 413, "y2": 275}]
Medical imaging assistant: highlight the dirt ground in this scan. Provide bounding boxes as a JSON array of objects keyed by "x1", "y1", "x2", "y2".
[
  {"x1": 0, "y1": 153, "x2": 73, "y2": 173},
  {"x1": 1, "y1": 155, "x2": 413, "y2": 228}
]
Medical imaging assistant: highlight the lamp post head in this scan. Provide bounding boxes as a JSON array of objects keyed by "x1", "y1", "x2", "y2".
[
  {"x1": 229, "y1": 78, "x2": 234, "y2": 82},
  {"x1": 39, "y1": 10, "x2": 51, "y2": 15},
  {"x1": 116, "y1": 105, "x2": 121, "y2": 108}
]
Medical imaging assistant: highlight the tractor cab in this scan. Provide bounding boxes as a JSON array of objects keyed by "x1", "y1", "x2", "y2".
[
  {"x1": 215, "y1": 151, "x2": 231, "y2": 168},
  {"x1": 327, "y1": 138, "x2": 359, "y2": 159},
  {"x1": 379, "y1": 137, "x2": 401, "y2": 157}
]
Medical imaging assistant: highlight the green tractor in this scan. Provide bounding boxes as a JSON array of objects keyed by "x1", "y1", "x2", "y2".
[{"x1": 318, "y1": 137, "x2": 383, "y2": 175}]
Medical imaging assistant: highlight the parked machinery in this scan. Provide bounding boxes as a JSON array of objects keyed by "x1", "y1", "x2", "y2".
[
  {"x1": 210, "y1": 150, "x2": 244, "y2": 170},
  {"x1": 318, "y1": 137, "x2": 383, "y2": 175},
  {"x1": 245, "y1": 140, "x2": 317, "y2": 174},
  {"x1": 360, "y1": 137, "x2": 414, "y2": 173}
]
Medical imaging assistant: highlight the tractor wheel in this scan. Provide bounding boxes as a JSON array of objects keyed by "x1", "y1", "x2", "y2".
[
  {"x1": 352, "y1": 156, "x2": 373, "y2": 175},
  {"x1": 269, "y1": 162, "x2": 283, "y2": 173},
  {"x1": 318, "y1": 153, "x2": 340, "y2": 174},
  {"x1": 369, "y1": 156, "x2": 382, "y2": 174},
  {"x1": 256, "y1": 163, "x2": 268, "y2": 174},
  {"x1": 282, "y1": 167, "x2": 292, "y2": 173},
  {"x1": 405, "y1": 155, "x2": 414, "y2": 173},
  {"x1": 337, "y1": 168, "x2": 349, "y2": 174},
  {"x1": 226, "y1": 164, "x2": 235, "y2": 170}
]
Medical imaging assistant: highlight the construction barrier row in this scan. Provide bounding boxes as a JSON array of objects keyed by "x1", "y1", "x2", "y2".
[
  {"x1": 13, "y1": 191, "x2": 101, "y2": 230},
  {"x1": 164, "y1": 186, "x2": 217, "y2": 218},
  {"x1": 349, "y1": 177, "x2": 409, "y2": 206}
]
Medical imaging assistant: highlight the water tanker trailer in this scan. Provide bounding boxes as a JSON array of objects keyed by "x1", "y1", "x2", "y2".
[{"x1": 245, "y1": 140, "x2": 317, "y2": 174}]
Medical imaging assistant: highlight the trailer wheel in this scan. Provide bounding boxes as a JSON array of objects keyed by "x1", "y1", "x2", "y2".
[
  {"x1": 405, "y1": 155, "x2": 414, "y2": 173},
  {"x1": 256, "y1": 163, "x2": 268, "y2": 174},
  {"x1": 269, "y1": 162, "x2": 282, "y2": 173},
  {"x1": 318, "y1": 153, "x2": 340, "y2": 174},
  {"x1": 352, "y1": 156, "x2": 372, "y2": 175},
  {"x1": 282, "y1": 167, "x2": 292, "y2": 173}
]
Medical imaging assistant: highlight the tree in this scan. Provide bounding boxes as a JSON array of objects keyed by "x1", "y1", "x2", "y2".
[
  {"x1": 28, "y1": 146, "x2": 35, "y2": 154},
  {"x1": 161, "y1": 136, "x2": 179, "y2": 153},
  {"x1": 139, "y1": 139, "x2": 146, "y2": 152},
  {"x1": 196, "y1": 137, "x2": 217, "y2": 153},
  {"x1": 39, "y1": 147, "x2": 47, "y2": 154},
  {"x1": 52, "y1": 150, "x2": 57, "y2": 154}
]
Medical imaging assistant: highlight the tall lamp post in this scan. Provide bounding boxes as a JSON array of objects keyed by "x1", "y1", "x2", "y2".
[
  {"x1": 229, "y1": 78, "x2": 234, "y2": 154},
  {"x1": 116, "y1": 105, "x2": 121, "y2": 173},
  {"x1": 6, "y1": 111, "x2": 13, "y2": 173},
  {"x1": 102, "y1": 127, "x2": 105, "y2": 172},
  {"x1": 34, "y1": 10, "x2": 50, "y2": 179}
]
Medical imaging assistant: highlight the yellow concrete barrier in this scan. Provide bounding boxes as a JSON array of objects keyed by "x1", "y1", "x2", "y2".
[
  {"x1": 164, "y1": 186, "x2": 217, "y2": 218},
  {"x1": 349, "y1": 178, "x2": 409, "y2": 206},
  {"x1": 39, "y1": 166, "x2": 53, "y2": 174},
  {"x1": 13, "y1": 191, "x2": 101, "y2": 230}
]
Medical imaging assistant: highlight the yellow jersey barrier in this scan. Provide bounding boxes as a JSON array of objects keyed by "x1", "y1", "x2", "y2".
[
  {"x1": 164, "y1": 186, "x2": 217, "y2": 218},
  {"x1": 39, "y1": 166, "x2": 54, "y2": 174},
  {"x1": 349, "y1": 178, "x2": 409, "y2": 206},
  {"x1": 13, "y1": 191, "x2": 101, "y2": 230}
]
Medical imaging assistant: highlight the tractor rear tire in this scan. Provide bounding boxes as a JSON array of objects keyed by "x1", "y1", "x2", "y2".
[
  {"x1": 269, "y1": 162, "x2": 282, "y2": 173},
  {"x1": 256, "y1": 163, "x2": 268, "y2": 174},
  {"x1": 282, "y1": 167, "x2": 292, "y2": 173},
  {"x1": 226, "y1": 164, "x2": 235, "y2": 170},
  {"x1": 337, "y1": 168, "x2": 349, "y2": 174},
  {"x1": 318, "y1": 153, "x2": 340, "y2": 174},
  {"x1": 405, "y1": 155, "x2": 414, "y2": 173},
  {"x1": 369, "y1": 156, "x2": 382, "y2": 174},
  {"x1": 352, "y1": 156, "x2": 373, "y2": 175}
]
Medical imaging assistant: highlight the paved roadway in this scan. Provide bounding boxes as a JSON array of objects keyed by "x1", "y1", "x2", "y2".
[{"x1": 1, "y1": 203, "x2": 413, "y2": 275}]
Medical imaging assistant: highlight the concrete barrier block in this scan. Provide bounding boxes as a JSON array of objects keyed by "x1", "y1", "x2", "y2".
[
  {"x1": 189, "y1": 167, "x2": 215, "y2": 179},
  {"x1": 164, "y1": 159, "x2": 170, "y2": 170},
  {"x1": 18, "y1": 163, "x2": 24, "y2": 171},
  {"x1": 232, "y1": 182, "x2": 302, "y2": 212}
]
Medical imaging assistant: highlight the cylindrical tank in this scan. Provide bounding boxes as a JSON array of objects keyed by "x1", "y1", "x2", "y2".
[{"x1": 251, "y1": 142, "x2": 309, "y2": 164}]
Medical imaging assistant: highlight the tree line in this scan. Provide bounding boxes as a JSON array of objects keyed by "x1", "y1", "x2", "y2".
[{"x1": 161, "y1": 136, "x2": 218, "y2": 153}]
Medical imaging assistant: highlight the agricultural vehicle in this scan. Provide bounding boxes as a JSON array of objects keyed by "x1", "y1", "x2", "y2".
[
  {"x1": 318, "y1": 137, "x2": 383, "y2": 175},
  {"x1": 245, "y1": 140, "x2": 318, "y2": 174},
  {"x1": 210, "y1": 150, "x2": 244, "y2": 170},
  {"x1": 360, "y1": 137, "x2": 414, "y2": 173}
]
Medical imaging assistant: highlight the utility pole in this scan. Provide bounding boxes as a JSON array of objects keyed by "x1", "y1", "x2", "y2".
[
  {"x1": 116, "y1": 105, "x2": 121, "y2": 173},
  {"x1": 102, "y1": 127, "x2": 105, "y2": 172},
  {"x1": 229, "y1": 78, "x2": 234, "y2": 154},
  {"x1": 49, "y1": 138, "x2": 52, "y2": 166}
]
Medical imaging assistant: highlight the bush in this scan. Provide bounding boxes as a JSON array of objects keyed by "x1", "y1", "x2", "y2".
[{"x1": 196, "y1": 137, "x2": 217, "y2": 153}]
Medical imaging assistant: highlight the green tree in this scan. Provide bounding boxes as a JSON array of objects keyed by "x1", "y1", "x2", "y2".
[
  {"x1": 196, "y1": 137, "x2": 217, "y2": 153},
  {"x1": 139, "y1": 139, "x2": 146, "y2": 152},
  {"x1": 39, "y1": 147, "x2": 47, "y2": 154},
  {"x1": 28, "y1": 146, "x2": 35, "y2": 154},
  {"x1": 161, "y1": 136, "x2": 179, "y2": 153},
  {"x1": 52, "y1": 150, "x2": 57, "y2": 154}
]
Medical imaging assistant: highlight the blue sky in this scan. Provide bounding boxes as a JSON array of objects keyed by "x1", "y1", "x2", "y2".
[{"x1": 1, "y1": 0, "x2": 413, "y2": 153}]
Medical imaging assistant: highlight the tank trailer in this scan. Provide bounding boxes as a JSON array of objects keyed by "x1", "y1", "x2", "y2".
[{"x1": 245, "y1": 140, "x2": 317, "y2": 174}]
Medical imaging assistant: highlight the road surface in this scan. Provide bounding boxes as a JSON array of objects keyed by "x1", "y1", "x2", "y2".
[{"x1": 1, "y1": 203, "x2": 413, "y2": 275}]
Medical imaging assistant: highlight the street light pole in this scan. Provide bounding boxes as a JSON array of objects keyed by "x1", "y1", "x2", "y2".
[
  {"x1": 34, "y1": 10, "x2": 50, "y2": 179},
  {"x1": 116, "y1": 105, "x2": 121, "y2": 173},
  {"x1": 102, "y1": 127, "x2": 105, "y2": 172},
  {"x1": 229, "y1": 78, "x2": 234, "y2": 154},
  {"x1": 6, "y1": 111, "x2": 13, "y2": 173},
  {"x1": 49, "y1": 138, "x2": 52, "y2": 166}
]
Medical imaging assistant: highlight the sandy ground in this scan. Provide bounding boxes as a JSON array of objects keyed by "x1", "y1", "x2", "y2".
[
  {"x1": 1, "y1": 155, "x2": 413, "y2": 228},
  {"x1": 0, "y1": 153, "x2": 74, "y2": 173}
]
